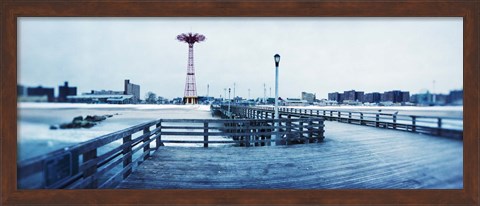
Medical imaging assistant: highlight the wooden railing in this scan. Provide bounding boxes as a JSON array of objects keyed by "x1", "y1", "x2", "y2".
[
  {"x1": 18, "y1": 120, "x2": 161, "y2": 189},
  {"x1": 217, "y1": 105, "x2": 463, "y2": 139},
  {"x1": 17, "y1": 118, "x2": 324, "y2": 189}
]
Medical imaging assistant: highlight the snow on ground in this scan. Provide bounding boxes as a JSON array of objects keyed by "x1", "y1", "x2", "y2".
[
  {"x1": 17, "y1": 103, "x2": 215, "y2": 161},
  {"x1": 18, "y1": 102, "x2": 211, "y2": 111}
]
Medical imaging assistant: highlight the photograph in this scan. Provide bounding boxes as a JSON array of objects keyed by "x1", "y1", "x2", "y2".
[{"x1": 16, "y1": 17, "x2": 463, "y2": 190}]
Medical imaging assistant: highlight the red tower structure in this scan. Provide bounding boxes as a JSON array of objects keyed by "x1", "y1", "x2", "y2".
[{"x1": 177, "y1": 32, "x2": 205, "y2": 104}]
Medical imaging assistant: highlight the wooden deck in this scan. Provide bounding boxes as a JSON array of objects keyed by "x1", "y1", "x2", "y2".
[{"x1": 116, "y1": 121, "x2": 462, "y2": 189}]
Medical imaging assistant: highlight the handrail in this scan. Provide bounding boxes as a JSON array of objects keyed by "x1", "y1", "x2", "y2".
[
  {"x1": 217, "y1": 105, "x2": 462, "y2": 139},
  {"x1": 18, "y1": 119, "x2": 162, "y2": 189},
  {"x1": 17, "y1": 117, "x2": 324, "y2": 189},
  {"x1": 254, "y1": 106, "x2": 463, "y2": 120}
]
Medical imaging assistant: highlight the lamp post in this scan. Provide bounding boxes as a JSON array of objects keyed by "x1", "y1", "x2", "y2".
[
  {"x1": 263, "y1": 83, "x2": 266, "y2": 104},
  {"x1": 228, "y1": 88, "x2": 231, "y2": 118},
  {"x1": 274, "y1": 54, "x2": 280, "y2": 145}
]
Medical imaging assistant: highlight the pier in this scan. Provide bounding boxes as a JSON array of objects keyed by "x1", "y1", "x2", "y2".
[
  {"x1": 17, "y1": 117, "x2": 324, "y2": 189},
  {"x1": 216, "y1": 105, "x2": 463, "y2": 139},
  {"x1": 17, "y1": 106, "x2": 462, "y2": 189}
]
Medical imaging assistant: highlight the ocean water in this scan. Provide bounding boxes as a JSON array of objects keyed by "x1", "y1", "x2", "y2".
[{"x1": 17, "y1": 103, "x2": 223, "y2": 161}]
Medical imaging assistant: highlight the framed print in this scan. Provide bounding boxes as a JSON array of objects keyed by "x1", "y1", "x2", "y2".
[{"x1": 1, "y1": 0, "x2": 478, "y2": 205}]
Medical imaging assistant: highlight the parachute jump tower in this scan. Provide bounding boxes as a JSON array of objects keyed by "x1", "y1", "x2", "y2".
[{"x1": 177, "y1": 32, "x2": 206, "y2": 104}]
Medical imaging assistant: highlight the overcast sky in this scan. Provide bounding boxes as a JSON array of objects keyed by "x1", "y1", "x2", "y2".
[{"x1": 18, "y1": 17, "x2": 463, "y2": 100}]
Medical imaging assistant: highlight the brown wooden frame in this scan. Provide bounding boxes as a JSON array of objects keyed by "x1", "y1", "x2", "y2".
[{"x1": 1, "y1": 0, "x2": 478, "y2": 205}]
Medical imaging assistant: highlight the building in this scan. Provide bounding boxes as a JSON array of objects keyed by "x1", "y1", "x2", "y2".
[
  {"x1": 328, "y1": 92, "x2": 343, "y2": 103},
  {"x1": 328, "y1": 90, "x2": 364, "y2": 103},
  {"x1": 198, "y1": 96, "x2": 214, "y2": 105},
  {"x1": 67, "y1": 81, "x2": 136, "y2": 104},
  {"x1": 58, "y1": 81, "x2": 77, "y2": 102},
  {"x1": 381, "y1": 90, "x2": 409, "y2": 103},
  {"x1": 301, "y1": 92, "x2": 315, "y2": 105},
  {"x1": 284, "y1": 98, "x2": 308, "y2": 106},
  {"x1": 67, "y1": 94, "x2": 134, "y2": 104},
  {"x1": 27, "y1": 86, "x2": 54, "y2": 102},
  {"x1": 434, "y1": 94, "x2": 448, "y2": 105},
  {"x1": 401, "y1": 91, "x2": 410, "y2": 103},
  {"x1": 266, "y1": 97, "x2": 276, "y2": 105},
  {"x1": 124, "y1": 79, "x2": 140, "y2": 103},
  {"x1": 343, "y1": 90, "x2": 356, "y2": 102},
  {"x1": 411, "y1": 92, "x2": 433, "y2": 105},
  {"x1": 381, "y1": 91, "x2": 393, "y2": 102},
  {"x1": 364, "y1": 92, "x2": 381, "y2": 103},
  {"x1": 329, "y1": 89, "x2": 411, "y2": 104},
  {"x1": 90, "y1": 90, "x2": 124, "y2": 95},
  {"x1": 17, "y1": 85, "x2": 27, "y2": 96},
  {"x1": 355, "y1": 91, "x2": 364, "y2": 102},
  {"x1": 447, "y1": 90, "x2": 463, "y2": 105}
]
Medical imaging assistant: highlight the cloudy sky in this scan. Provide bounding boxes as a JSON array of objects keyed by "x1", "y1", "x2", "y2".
[{"x1": 18, "y1": 17, "x2": 462, "y2": 100}]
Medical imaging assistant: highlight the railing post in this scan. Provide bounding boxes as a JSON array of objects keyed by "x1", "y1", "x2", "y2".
[
  {"x1": 299, "y1": 121, "x2": 305, "y2": 144},
  {"x1": 245, "y1": 121, "x2": 250, "y2": 147},
  {"x1": 360, "y1": 113, "x2": 364, "y2": 125},
  {"x1": 337, "y1": 111, "x2": 341, "y2": 122},
  {"x1": 412, "y1": 116, "x2": 416, "y2": 132},
  {"x1": 122, "y1": 135, "x2": 132, "y2": 179},
  {"x1": 204, "y1": 122, "x2": 209, "y2": 148},
  {"x1": 83, "y1": 149, "x2": 98, "y2": 188},
  {"x1": 316, "y1": 110, "x2": 319, "y2": 116},
  {"x1": 376, "y1": 113, "x2": 380, "y2": 127},
  {"x1": 348, "y1": 112, "x2": 352, "y2": 123},
  {"x1": 437, "y1": 118, "x2": 442, "y2": 136},
  {"x1": 393, "y1": 115, "x2": 397, "y2": 129},
  {"x1": 156, "y1": 121, "x2": 163, "y2": 148},
  {"x1": 143, "y1": 127, "x2": 151, "y2": 161},
  {"x1": 310, "y1": 110, "x2": 313, "y2": 115},
  {"x1": 317, "y1": 119, "x2": 324, "y2": 142},
  {"x1": 286, "y1": 115, "x2": 292, "y2": 145},
  {"x1": 308, "y1": 120, "x2": 313, "y2": 143}
]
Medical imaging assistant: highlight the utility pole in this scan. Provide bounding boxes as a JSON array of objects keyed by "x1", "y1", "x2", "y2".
[
  {"x1": 224, "y1": 88, "x2": 227, "y2": 101},
  {"x1": 263, "y1": 83, "x2": 266, "y2": 104}
]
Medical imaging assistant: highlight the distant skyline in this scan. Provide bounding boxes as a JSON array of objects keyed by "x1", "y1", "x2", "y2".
[{"x1": 19, "y1": 17, "x2": 463, "y2": 99}]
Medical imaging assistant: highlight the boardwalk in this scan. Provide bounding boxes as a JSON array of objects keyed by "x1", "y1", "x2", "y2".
[{"x1": 117, "y1": 121, "x2": 463, "y2": 189}]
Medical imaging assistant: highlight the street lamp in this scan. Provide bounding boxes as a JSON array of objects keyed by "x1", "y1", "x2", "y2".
[
  {"x1": 274, "y1": 54, "x2": 280, "y2": 145},
  {"x1": 224, "y1": 88, "x2": 227, "y2": 102},
  {"x1": 228, "y1": 88, "x2": 231, "y2": 117}
]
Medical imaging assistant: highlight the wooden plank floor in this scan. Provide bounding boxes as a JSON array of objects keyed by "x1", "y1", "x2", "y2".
[{"x1": 116, "y1": 121, "x2": 463, "y2": 189}]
